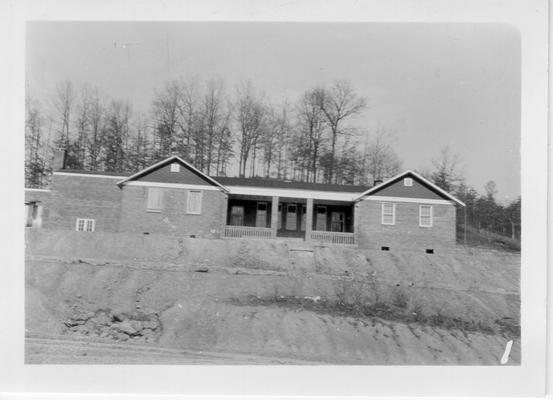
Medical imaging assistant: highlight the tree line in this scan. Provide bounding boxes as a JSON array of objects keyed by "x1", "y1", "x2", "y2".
[
  {"x1": 25, "y1": 77, "x2": 520, "y2": 243},
  {"x1": 428, "y1": 148, "x2": 521, "y2": 242},
  {"x1": 25, "y1": 77, "x2": 401, "y2": 188}
]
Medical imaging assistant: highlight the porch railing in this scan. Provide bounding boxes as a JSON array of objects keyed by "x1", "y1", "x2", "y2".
[
  {"x1": 223, "y1": 225, "x2": 273, "y2": 239},
  {"x1": 309, "y1": 230, "x2": 355, "y2": 245}
]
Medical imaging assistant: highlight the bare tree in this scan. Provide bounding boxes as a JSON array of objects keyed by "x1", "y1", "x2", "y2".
[
  {"x1": 319, "y1": 80, "x2": 367, "y2": 183},
  {"x1": 25, "y1": 96, "x2": 48, "y2": 187},
  {"x1": 176, "y1": 76, "x2": 200, "y2": 163},
  {"x1": 152, "y1": 80, "x2": 181, "y2": 159},
  {"x1": 272, "y1": 101, "x2": 292, "y2": 179},
  {"x1": 125, "y1": 113, "x2": 152, "y2": 171},
  {"x1": 52, "y1": 80, "x2": 76, "y2": 149},
  {"x1": 213, "y1": 100, "x2": 234, "y2": 176},
  {"x1": 103, "y1": 100, "x2": 131, "y2": 171},
  {"x1": 199, "y1": 78, "x2": 226, "y2": 175},
  {"x1": 235, "y1": 82, "x2": 267, "y2": 177},
  {"x1": 87, "y1": 88, "x2": 105, "y2": 170},
  {"x1": 73, "y1": 85, "x2": 93, "y2": 168},
  {"x1": 430, "y1": 146, "x2": 464, "y2": 192},
  {"x1": 293, "y1": 87, "x2": 328, "y2": 182},
  {"x1": 362, "y1": 129, "x2": 402, "y2": 184}
]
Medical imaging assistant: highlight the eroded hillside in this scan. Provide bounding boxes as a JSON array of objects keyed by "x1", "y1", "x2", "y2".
[{"x1": 25, "y1": 230, "x2": 520, "y2": 364}]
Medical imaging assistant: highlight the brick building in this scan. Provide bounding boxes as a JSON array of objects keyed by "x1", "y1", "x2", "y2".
[{"x1": 25, "y1": 153, "x2": 465, "y2": 252}]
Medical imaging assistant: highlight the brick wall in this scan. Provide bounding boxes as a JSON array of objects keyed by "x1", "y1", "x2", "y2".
[
  {"x1": 46, "y1": 174, "x2": 123, "y2": 232},
  {"x1": 119, "y1": 185, "x2": 227, "y2": 238},
  {"x1": 355, "y1": 199, "x2": 457, "y2": 251}
]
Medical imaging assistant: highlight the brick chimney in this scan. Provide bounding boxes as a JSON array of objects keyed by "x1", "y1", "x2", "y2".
[
  {"x1": 373, "y1": 178, "x2": 383, "y2": 186},
  {"x1": 53, "y1": 148, "x2": 67, "y2": 170}
]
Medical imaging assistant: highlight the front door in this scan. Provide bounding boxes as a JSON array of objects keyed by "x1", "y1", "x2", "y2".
[
  {"x1": 256, "y1": 202, "x2": 268, "y2": 227},
  {"x1": 316, "y1": 206, "x2": 327, "y2": 231},
  {"x1": 331, "y1": 211, "x2": 345, "y2": 232},
  {"x1": 286, "y1": 204, "x2": 297, "y2": 230}
]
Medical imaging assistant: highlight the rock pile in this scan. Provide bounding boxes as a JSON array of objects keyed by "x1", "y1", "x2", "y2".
[{"x1": 64, "y1": 309, "x2": 161, "y2": 343}]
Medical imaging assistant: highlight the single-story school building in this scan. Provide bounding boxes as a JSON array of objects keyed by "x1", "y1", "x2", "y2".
[{"x1": 25, "y1": 152, "x2": 465, "y2": 252}]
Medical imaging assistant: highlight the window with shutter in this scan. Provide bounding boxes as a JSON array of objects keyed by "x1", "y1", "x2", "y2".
[
  {"x1": 147, "y1": 188, "x2": 163, "y2": 212},
  {"x1": 186, "y1": 190, "x2": 202, "y2": 214}
]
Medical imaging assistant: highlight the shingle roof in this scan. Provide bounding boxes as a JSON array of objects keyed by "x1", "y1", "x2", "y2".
[
  {"x1": 54, "y1": 169, "x2": 133, "y2": 177},
  {"x1": 212, "y1": 176, "x2": 371, "y2": 193},
  {"x1": 55, "y1": 168, "x2": 371, "y2": 193}
]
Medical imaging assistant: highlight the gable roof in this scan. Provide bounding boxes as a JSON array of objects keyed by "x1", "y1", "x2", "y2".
[
  {"x1": 213, "y1": 176, "x2": 370, "y2": 193},
  {"x1": 354, "y1": 170, "x2": 465, "y2": 206},
  {"x1": 116, "y1": 155, "x2": 229, "y2": 192}
]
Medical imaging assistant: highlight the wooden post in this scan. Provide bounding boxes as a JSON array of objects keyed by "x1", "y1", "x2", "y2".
[
  {"x1": 353, "y1": 203, "x2": 359, "y2": 245},
  {"x1": 305, "y1": 198, "x2": 313, "y2": 242},
  {"x1": 271, "y1": 196, "x2": 279, "y2": 238},
  {"x1": 221, "y1": 194, "x2": 229, "y2": 238}
]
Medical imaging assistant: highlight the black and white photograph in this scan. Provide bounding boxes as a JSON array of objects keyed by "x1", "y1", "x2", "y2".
[
  {"x1": 1, "y1": 0, "x2": 549, "y2": 398},
  {"x1": 23, "y1": 19, "x2": 523, "y2": 365}
]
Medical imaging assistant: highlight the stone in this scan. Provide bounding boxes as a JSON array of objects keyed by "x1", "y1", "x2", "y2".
[
  {"x1": 116, "y1": 321, "x2": 137, "y2": 335},
  {"x1": 142, "y1": 320, "x2": 159, "y2": 330}
]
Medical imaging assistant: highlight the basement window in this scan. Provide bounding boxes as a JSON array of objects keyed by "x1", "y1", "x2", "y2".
[
  {"x1": 170, "y1": 163, "x2": 180, "y2": 172},
  {"x1": 75, "y1": 218, "x2": 95, "y2": 232},
  {"x1": 426, "y1": 249, "x2": 434, "y2": 254},
  {"x1": 381, "y1": 246, "x2": 390, "y2": 251}
]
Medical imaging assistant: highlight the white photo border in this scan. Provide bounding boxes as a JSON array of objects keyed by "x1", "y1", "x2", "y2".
[{"x1": 0, "y1": 0, "x2": 548, "y2": 398}]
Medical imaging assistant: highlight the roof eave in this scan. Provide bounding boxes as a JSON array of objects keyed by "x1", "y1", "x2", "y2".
[
  {"x1": 353, "y1": 170, "x2": 466, "y2": 207},
  {"x1": 116, "y1": 155, "x2": 229, "y2": 192}
]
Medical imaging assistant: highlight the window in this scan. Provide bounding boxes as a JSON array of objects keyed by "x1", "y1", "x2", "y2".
[
  {"x1": 170, "y1": 163, "x2": 180, "y2": 172},
  {"x1": 147, "y1": 188, "x2": 163, "y2": 212},
  {"x1": 186, "y1": 190, "x2": 202, "y2": 214},
  {"x1": 76, "y1": 218, "x2": 95, "y2": 232},
  {"x1": 381, "y1": 202, "x2": 395, "y2": 225},
  {"x1": 230, "y1": 206, "x2": 244, "y2": 226},
  {"x1": 419, "y1": 205, "x2": 433, "y2": 227},
  {"x1": 404, "y1": 177, "x2": 413, "y2": 186}
]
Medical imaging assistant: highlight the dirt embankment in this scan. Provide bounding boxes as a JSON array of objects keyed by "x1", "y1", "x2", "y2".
[
  {"x1": 26, "y1": 231, "x2": 520, "y2": 364},
  {"x1": 25, "y1": 230, "x2": 520, "y2": 364}
]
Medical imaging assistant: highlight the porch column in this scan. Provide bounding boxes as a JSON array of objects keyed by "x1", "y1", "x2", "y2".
[
  {"x1": 221, "y1": 194, "x2": 229, "y2": 238},
  {"x1": 305, "y1": 198, "x2": 313, "y2": 242},
  {"x1": 271, "y1": 196, "x2": 279, "y2": 238},
  {"x1": 353, "y1": 202, "x2": 359, "y2": 245}
]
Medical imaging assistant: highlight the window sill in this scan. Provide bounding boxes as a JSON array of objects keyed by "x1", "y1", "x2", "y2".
[
  {"x1": 146, "y1": 209, "x2": 161, "y2": 213},
  {"x1": 186, "y1": 212, "x2": 202, "y2": 215}
]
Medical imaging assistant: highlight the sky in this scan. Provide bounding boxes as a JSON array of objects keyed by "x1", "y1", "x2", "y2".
[{"x1": 26, "y1": 22, "x2": 521, "y2": 202}]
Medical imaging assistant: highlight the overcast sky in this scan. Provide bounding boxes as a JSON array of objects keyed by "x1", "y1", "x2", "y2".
[{"x1": 26, "y1": 22, "x2": 521, "y2": 202}]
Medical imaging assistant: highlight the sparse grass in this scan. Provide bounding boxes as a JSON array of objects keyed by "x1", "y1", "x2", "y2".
[
  {"x1": 457, "y1": 224, "x2": 521, "y2": 252},
  {"x1": 228, "y1": 292, "x2": 517, "y2": 337}
]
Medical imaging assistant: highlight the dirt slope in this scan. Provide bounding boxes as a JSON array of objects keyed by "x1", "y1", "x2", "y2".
[{"x1": 25, "y1": 245, "x2": 520, "y2": 364}]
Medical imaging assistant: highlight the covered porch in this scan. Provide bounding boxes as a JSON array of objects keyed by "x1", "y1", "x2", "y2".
[{"x1": 223, "y1": 194, "x2": 356, "y2": 245}]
